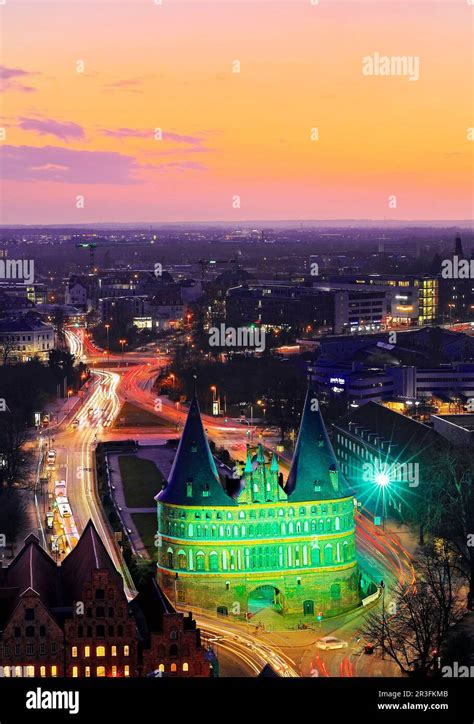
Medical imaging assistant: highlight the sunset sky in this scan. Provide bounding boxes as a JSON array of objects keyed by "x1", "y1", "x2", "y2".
[{"x1": 1, "y1": 0, "x2": 473, "y2": 224}]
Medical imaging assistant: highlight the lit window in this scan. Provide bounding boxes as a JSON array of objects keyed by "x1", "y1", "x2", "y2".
[
  {"x1": 96, "y1": 666, "x2": 106, "y2": 677},
  {"x1": 85, "y1": 667, "x2": 90, "y2": 678},
  {"x1": 170, "y1": 663, "x2": 177, "y2": 672},
  {"x1": 96, "y1": 646, "x2": 105, "y2": 657},
  {"x1": 124, "y1": 666, "x2": 130, "y2": 677},
  {"x1": 111, "y1": 666, "x2": 117, "y2": 677},
  {"x1": 51, "y1": 666, "x2": 57, "y2": 677},
  {"x1": 124, "y1": 645, "x2": 129, "y2": 657},
  {"x1": 3, "y1": 667, "x2": 10, "y2": 678},
  {"x1": 84, "y1": 646, "x2": 90, "y2": 657},
  {"x1": 72, "y1": 646, "x2": 78, "y2": 658},
  {"x1": 111, "y1": 645, "x2": 117, "y2": 657},
  {"x1": 26, "y1": 666, "x2": 35, "y2": 677},
  {"x1": 183, "y1": 663, "x2": 189, "y2": 672},
  {"x1": 158, "y1": 664, "x2": 165, "y2": 672},
  {"x1": 40, "y1": 666, "x2": 46, "y2": 677},
  {"x1": 72, "y1": 666, "x2": 79, "y2": 678}
]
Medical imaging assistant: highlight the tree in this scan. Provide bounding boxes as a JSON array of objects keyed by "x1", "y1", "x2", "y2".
[
  {"x1": 0, "y1": 409, "x2": 32, "y2": 492},
  {"x1": 0, "y1": 337, "x2": 16, "y2": 365},
  {"x1": 362, "y1": 542, "x2": 464, "y2": 676},
  {"x1": 52, "y1": 306, "x2": 67, "y2": 349}
]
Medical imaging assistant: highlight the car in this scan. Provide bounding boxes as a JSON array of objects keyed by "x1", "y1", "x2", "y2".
[
  {"x1": 45, "y1": 511, "x2": 54, "y2": 529},
  {"x1": 315, "y1": 636, "x2": 348, "y2": 651},
  {"x1": 58, "y1": 502, "x2": 72, "y2": 518},
  {"x1": 55, "y1": 480, "x2": 67, "y2": 496}
]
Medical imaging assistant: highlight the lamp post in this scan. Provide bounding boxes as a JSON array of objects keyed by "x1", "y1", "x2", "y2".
[
  {"x1": 105, "y1": 324, "x2": 110, "y2": 366},
  {"x1": 119, "y1": 338, "x2": 127, "y2": 366}
]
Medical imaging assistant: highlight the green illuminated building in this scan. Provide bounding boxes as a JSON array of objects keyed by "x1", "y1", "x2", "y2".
[{"x1": 156, "y1": 389, "x2": 360, "y2": 619}]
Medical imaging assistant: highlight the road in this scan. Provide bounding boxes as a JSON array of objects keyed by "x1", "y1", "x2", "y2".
[{"x1": 47, "y1": 328, "x2": 416, "y2": 677}]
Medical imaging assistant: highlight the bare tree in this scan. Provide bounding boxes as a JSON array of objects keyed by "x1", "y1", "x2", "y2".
[
  {"x1": 0, "y1": 337, "x2": 16, "y2": 366},
  {"x1": 0, "y1": 410, "x2": 31, "y2": 492},
  {"x1": 362, "y1": 543, "x2": 464, "y2": 676}
]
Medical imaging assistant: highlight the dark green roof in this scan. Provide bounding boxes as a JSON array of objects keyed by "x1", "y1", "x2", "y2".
[
  {"x1": 156, "y1": 394, "x2": 236, "y2": 507},
  {"x1": 286, "y1": 388, "x2": 351, "y2": 502}
]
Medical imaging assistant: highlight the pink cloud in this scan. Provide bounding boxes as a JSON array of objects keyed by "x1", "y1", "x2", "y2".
[
  {"x1": 1, "y1": 145, "x2": 207, "y2": 184},
  {"x1": 0, "y1": 65, "x2": 38, "y2": 93},
  {"x1": 101, "y1": 127, "x2": 206, "y2": 148},
  {"x1": 18, "y1": 117, "x2": 85, "y2": 141},
  {"x1": 2, "y1": 145, "x2": 142, "y2": 184}
]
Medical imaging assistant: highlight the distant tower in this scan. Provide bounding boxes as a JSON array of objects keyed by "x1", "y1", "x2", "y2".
[{"x1": 454, "y1": 236, "x2": 464, "y2": 257}]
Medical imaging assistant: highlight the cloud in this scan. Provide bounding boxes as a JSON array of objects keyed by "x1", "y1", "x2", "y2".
[
  {"x1": 18, "y1": 117, "x2": 85, "y2": 141},
  {"x1": 101, "y1": 127, "x2": 206, "y2": 148},
  {"x1": 1, "y1": 145, "x2": 143, "y2": 184},
  {"x1": 102, "y1": 77, "x2": 144, "y2": 93},
  {"x1": 0, "y1": 65, "x2": 38, "y2": 93},
  {"x1": 1, "y1": 145, "x2": 208, "y2": 184}
]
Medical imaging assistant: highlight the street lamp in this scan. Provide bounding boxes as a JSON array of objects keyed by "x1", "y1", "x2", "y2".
[
  {"x1": 119, "y1": 338, "x2": 127, "y2": 366},
  {"x1": 105, "y1": 324, "x2": 110, "y2": 366}
]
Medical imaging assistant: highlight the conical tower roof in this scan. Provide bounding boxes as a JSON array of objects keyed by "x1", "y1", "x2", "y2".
[
  {"x1": 286, "y1": 388, "x2": 351, "y2": 502},
  {"x1": 156, "y1": 393, "x2": 236, "y2": 506}
]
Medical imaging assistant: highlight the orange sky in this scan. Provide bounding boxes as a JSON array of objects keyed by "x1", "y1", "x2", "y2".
[{"x1": 1, "y1": 0, "x2": 473, "y2": 223}]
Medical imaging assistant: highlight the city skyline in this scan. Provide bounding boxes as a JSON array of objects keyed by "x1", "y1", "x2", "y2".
[{"x1": 2, "y1": 0, "x2": 473, "y2": 224}]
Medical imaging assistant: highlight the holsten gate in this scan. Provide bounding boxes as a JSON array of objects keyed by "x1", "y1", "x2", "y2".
[{"x1": 155, "y1": 389, "x2": 360, "y2": 620}]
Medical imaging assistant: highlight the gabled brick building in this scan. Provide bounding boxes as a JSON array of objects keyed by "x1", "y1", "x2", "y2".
[
  {"x1": 0, "y1": 521, "x2": 210, "y2": 678},
  {"x1": 132, "y1": 577, "x2": 211, "y2": 677}
]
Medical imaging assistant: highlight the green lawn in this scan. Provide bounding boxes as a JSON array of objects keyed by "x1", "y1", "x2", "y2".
[
  {"x1": 131, "y1": 512, "x2": 158, "y2": 559},
  {"x1": 118, "y1": 455, "x2": 165, "y2": 508},
  {"x1": 114, "y1": 402, "x2": 172, "y2": 428}
]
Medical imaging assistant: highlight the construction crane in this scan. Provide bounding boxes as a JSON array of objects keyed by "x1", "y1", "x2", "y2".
[{"x1": 75, "y1": 243, "x2": 97, "y2": 274}]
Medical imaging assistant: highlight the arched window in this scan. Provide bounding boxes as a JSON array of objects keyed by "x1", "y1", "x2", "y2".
[
  {"x1": 343, "y1": 541, "x2": 349, "y2": 561},
  {"x1": 188, "y1": 524, "x2": 193, "y2": 537},
  {"x1": 324, "y1": 544, "x2": 333, "y2": 565},
  {"x1": 335, "y1": 517, "x2": 340, "y2": 531},
  {"x1": 96, "y1": 666, "x2": 106, "y2": 677},
  {"x1": 167, "y1": 548, "x2": 174, "y2": 568},
  {"x1": 196, "y1": 552, "x2": 205, "y2": 571},
  {"x1": 183, "y1": 662, "x2": 189, "y2": 672},
  {"x1": 209, "y1": 552, "x2": 219, "y2": 571},
  {"x1": 233, "y1": 525, "x2": 239, "y2": 537},
  {"x1": 170, "y1": 629, "x2": 178, "y2": 640},
  {"x1": 178, "y1": 552, "x2": 187, "y2": 570},
  {"x1": 158, "y1": 664, "x2": 165, "y2": 672},
  {"x1": 311, "y1": 546, "x2": 320, "y2": 566},
  {"x1": 96, "y1": 646, "x2": 105, "y2": 657},
  {"x1": 170, "y1": 663, "x2": 177, "y2": 672},
  {"x1": 169, "y1": 644, "x2": 178, "y2": 658}
]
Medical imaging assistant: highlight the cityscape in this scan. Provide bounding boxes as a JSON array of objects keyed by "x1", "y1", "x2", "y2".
[{"x1": 1, "y1": 0, "x2": 473, "y2": 721}]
